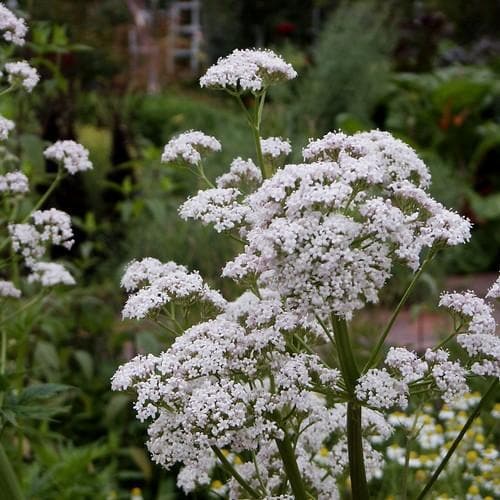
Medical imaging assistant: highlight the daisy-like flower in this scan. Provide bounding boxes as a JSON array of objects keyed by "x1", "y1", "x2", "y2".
[{"x1": 200, "y1": 48, "x2": 297, "y2": 93}]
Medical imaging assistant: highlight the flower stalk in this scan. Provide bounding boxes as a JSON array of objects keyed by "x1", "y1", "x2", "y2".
[{"x1": 332, "y1": 315, "x2": 369, "y2": 499}]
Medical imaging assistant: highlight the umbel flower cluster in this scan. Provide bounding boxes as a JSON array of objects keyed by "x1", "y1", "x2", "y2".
[
  {"x1": 113, "y1": 48, "x2": 499, "y2": 499},
  {"x1": 0, "y1": 3, "x2": 93, "y2": 298}
]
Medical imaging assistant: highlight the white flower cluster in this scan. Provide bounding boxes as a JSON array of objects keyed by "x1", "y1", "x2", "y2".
[
  {"x1": 121, "y1": 258, "x2": 226, "y2": 320},
  {"x1": 5, "y1": 60, "x2": 39, "y2": 92},
  {"x1": 0, "y1": 171, "x2": 28, "y2": 194},
  {"x1": 27, "y1": 262, "x2": 75, "y2": 287},
  {"x1": 7, "y1": 212, "x2": 76, "y2": 286},
  {"x1": 355, "y1": 368, "x2": 409, "y2": 409},
  {"x1": 161, "y1": 131, "x2": 221, "y2": 166},
  {"x1": 0, "y1": 114, "x2": 14, "y2": 140},
  {"x1": 216, "y1": 157, "x2": 262, "y2": 189},
  {"x1": 0, "y1": 3, "x2": 27, "y2": 46},
  {"x1": 179, "y1": 187, "x2": 250, "y2": 233},
  {"x1": 44, "y1": 140, "x2": 93, "y2": 175},
  {"x1": 113, "y1": 291, "x2": 386, "y2": 496},
  {"x1": 425, "y1": 349, "x2": 468, "y2": 403},
  {"x1": 0, "y1": 279, "x2": 21, "y2": 298},
  {"x1": 261, "y1": 136, "x2": 292, "y2": 159},
  {"x1": 200, "y1": 49, "x2": 297, "y2": 93},
  {"x1": 439, "y1": 291, "x2": 495, "y2": 335},
  {"x1": 486, "y1": 275, "x2": 500, "y2": 299},
  {"x1": 214, "y1": 130, "x2": 470, "y2": 319},
  {"x1": 385, "y1": 347, "x2": 428, "y2": 383},
  {"x1": 439, "y1": 289, "x2": 500, "y2": 379}
]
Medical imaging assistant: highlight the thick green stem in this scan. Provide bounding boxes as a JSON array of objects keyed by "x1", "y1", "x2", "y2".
[
  {"x1": 347, "y1": 403, "x2": 369, "y2": 500},
  {"x1": 417, "y1": 379, "x2": 499, "y2": 500},
  {"x1": 275, "y1": 434, "x2": 308, "y2": 500},
  {"x1": 332, "y1": 315, "x2": 359, "y2": 391},
  {"x1": 331, "y1": 316, "x2": 369, "y2": 499},
  {"x1": 363, "y1": 249, "x2": 437, "y2": 372}
]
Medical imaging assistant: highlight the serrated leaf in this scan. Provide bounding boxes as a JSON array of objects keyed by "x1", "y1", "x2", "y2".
[{"x1": 18, "y1": 383, "x2": 73, "y2": 403}]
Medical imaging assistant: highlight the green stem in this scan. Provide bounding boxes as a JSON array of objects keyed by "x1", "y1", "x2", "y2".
[
  {"x1": 331, "y1": 316, "x2": 369, "y2": 499},
  {"x1": 275, "y1": 434, "x2": 308, "y2": 499},
  {"x1": 417, "y1": 379, "x2": 499, "y2": 500},
  {"x1": 364, "y1": 249, "x2": 437, "y2": 371},
  {"x1": 211, "y1": 446, "x2": 261, "y2": 498},
  {"x1": 331, "y1": 315, "x2": 359, "y2": 391},
  {"x1": 24, "y1": 167, "x2": 64, "y2": 221},
  {"x1": 347, "y1": 403, "x2": 369, "y2": 500}
]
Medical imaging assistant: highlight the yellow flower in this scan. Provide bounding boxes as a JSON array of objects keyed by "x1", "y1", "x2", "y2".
[
  {"x1": 211, "y1": 480, "x2": 224, "y2": 490},
  {"x1": 467, "y1": 484, "x2": 479, "y2": 495},
  {"x1": 221, "y1": 449, "x2": 230, "y2": 457},
  {"x1": 234, "y1": 456, "x2": 243, "y2": 465},
  {"x1": 466, "y1": 450, "x2": 478, "y2": 463},
  {"x1": 415, "y1": 470, "x2": 427, "y2": 481},
  {"x1": 319, "y1": 447, "x2": 329, "y2": 457}
]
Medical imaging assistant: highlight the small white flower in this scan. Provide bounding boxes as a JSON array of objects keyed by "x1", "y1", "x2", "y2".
[
  {"x1": 355, "y1": 369, "x2": 409, "y2": 409},
  {"x1": 0, "y1": 171, "x2": 28, "y2": 194},
  {"x1": 0, "y1": 4, "x2": 27, "y2": 46},
  {"x1": 200, "y1": 49, "x2": 297, "y2": 92},
  {"x1": 161, "y1": 131, "x2": 221, "y2": 166},
  {"x1": 0, "y1": 115, "x2": 14, "y2": 140},
  {"x1": 27, "y1": 262, "x2": 75, "y2": 286},
  {"x1": 121, "y1": 259, "x2": 226, "y2": 320},
  {"x1": 5, "y1": 60, "x2": 39, "y2": 92},
  {"x1": 439, "y1": 291, "x2": 496, "y2": 335},
  {"x1": 216, "y1": 157, "x2": 262, "y2": 189},
  {"x1": 261, "y1": 137, "x2": 292, "y2": 159},
  {"x1": 0, "y1": 279, "x2": 21, "y2": 298},
  {"x1": 44, "y1": 140, "x2": 93, "y2": 174},
  {"x1": 385, "y1": 347, "x2": 428, "y2": 383},
  {"x1": 486, "y1": 274, "x2": 500, "y2": 299}
]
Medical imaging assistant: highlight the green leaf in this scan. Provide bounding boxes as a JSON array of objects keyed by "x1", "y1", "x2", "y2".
[
  {"x1": 0, "y1": 444, "x2": 24, "y2": 500},
  {"x1": 33, "y1": 341, "x2": 60, "y2": 379},
  {"x1": 73, "y1": 350, "x2": 94, "y2": 380},
  {"x1": 104, "y1": 393, "x2": 130, "y2": 424},
  {"x1": 468, "y1": 191, "x2": 500, "y2": 220},
  {"x1": 17, "y1": 383, "x2": 73, "y2": 403}
]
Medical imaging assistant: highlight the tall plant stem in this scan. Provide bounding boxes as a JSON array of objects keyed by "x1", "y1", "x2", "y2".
[
  {"x1": 364, "y1": 249, "x2": 437, "y2": 371},
  {"x1": 331, "y1": 315, "x2": 369, "y2": 499},
  {"x1": 234, "y1": 91, "x2": 270, "y2": 179},
  {"x1": 347, "y1": 403, "x2": 368, "y2": 499},
  {"x1": 275, "y1": 434, "x2": 308, "y2": 499},
  {"x1": 417, "y1": 378, "x2": 498, "y2": 500}
]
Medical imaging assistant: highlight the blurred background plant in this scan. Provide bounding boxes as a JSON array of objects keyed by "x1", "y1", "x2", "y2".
[{"x1": 0, "y1": 0, "x2": 497, "y2": 498}]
